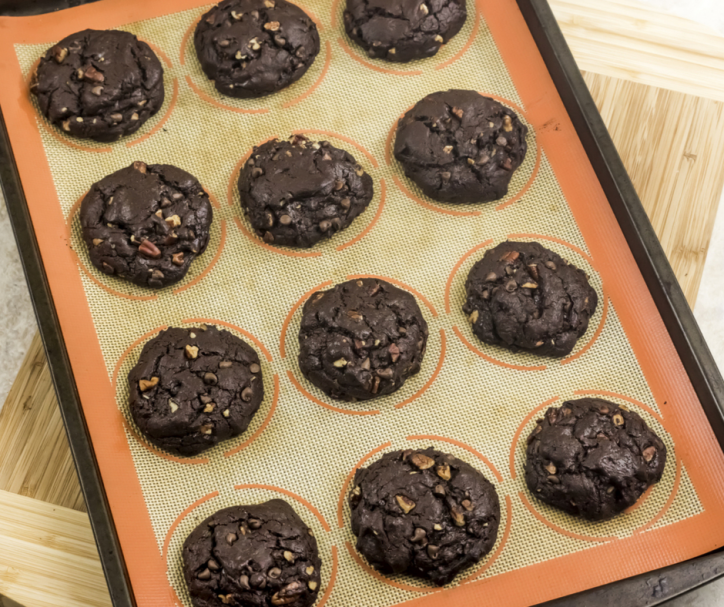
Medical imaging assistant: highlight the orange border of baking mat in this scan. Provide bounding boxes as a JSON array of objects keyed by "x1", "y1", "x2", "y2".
[{"x1": 3, "y1": 0, "x2": 724, "y2": 606}]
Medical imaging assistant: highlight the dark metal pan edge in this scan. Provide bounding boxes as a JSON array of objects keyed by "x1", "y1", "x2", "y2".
[
  {"x1": 2, "y1": 0, "x2": 724, "y2": 605},
  {"x1": 518, "y1": 0, "x2": 724, "y2": 604},
  {"x1": 539, "y1": 547, "x2": 724, "y2": 607},
  {"x1": 517, "y1": 0, "x2": 724, "y2": 443},
  {"x1": 0, "y1": 107, "x2": 136, "y2": 607},
  {"x1": 0, "y1": 0, "x2": 101, "y2": 16}
]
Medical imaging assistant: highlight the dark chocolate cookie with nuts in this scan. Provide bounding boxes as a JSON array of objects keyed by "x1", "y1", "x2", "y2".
[
  {"x1": 30, "y1": 29, "x2": 164, "y2": 142},
  {"x1": 298, "y1": 278, "x2": 429, "y2": 401},
  {"x1": 194, "y1": 0, "x2": 320, "y2": 98},
  {"x1": 238, "y1": 135, "x2": 374, "y2": 248},
  {"x1": 344, "y1": 0, "x2": 467, "y2": 63},
  {"x1": 349, "y1": 448, "x2": 500, "y2": 586},
  {"x1": 394, "y1": 90, "x2": 528, "y2": 203},
  {"x1": 80, "y1": 161, "x2": 213, "y2": 289},
  {"x1": 463, "y1": 241, "x2": 597, "y2": 357},
  {"x1": 525, "y1": 398, "x2": 667, "y2": 521},
  {"x1": 183, "y1": 500, "x2": 322, "y2": 607},
  {"x1": 128, "y1": 325, "x2": 264, "y2": 457}
]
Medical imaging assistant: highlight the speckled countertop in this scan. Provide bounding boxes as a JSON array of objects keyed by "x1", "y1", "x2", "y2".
[{"x1": 0, "y1": 188, "x2": 37, "y2": 407}]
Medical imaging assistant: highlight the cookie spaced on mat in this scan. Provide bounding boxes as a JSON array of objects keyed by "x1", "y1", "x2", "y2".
[
  {"x1": 238, "y1": 134, "x2": 374, "y2": 248},
  {"x1": 183, "y1": 499, "x2": 322, "y2": 606},
  {"x1": 80, "y1": 161, "x2": 213, "y2": 289},
  {"x1": 394, "y1": 90, "x2": 528, "y2": 204},
  {"x1": 194, "y1": 0, "x2": 320, "y2": 98},
  {"x1": 463, "y1": 240, "x2": 597, "y2": 357},
  {"x1": 128, "y1": 324, "x2": 264, "y2": 456},
  {"x1": 31, "y1": 29, "x2": 165, "y2": 142},
  {"x1": 349, "y1": 447, "x2": 500, "y2": 585},
  {"x1": 298, "y1": 278, "x2": 429, "y2": 401},
  {"x1": 525, "y1": 398, "x2": 667, "y2": 521}
]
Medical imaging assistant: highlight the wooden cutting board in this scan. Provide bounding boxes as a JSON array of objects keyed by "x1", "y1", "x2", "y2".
[{"x1": 2, "y1": 1, "x2": 724, "y2": 605}]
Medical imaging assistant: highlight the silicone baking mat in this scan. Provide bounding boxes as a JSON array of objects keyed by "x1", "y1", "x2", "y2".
[{"x1": 3, "y1": 0, "x2": 724, "y2": 605}]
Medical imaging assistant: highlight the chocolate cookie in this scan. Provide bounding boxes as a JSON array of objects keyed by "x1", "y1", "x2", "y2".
[
  {"x1": 344, "y1": 0, "x2": 467, "y2": 63},
  {"x1": 394, "y1": 90, "x2": 528, "y2": 203},
  {"x1": 463, "y1": 241, "x2": 597, "y2": 357},
  {"x1": 80, "y1": 161, "x2": 213, "y2": 289},
  {"x1": 349, "y1": 448, "x2": 500, "y2": 586},
  {"x1": 525, "y1": 398, "x2": 667, "y2": 521},
  {"x1": 194, "y1": 0, "x2": 320, "y2": 98},
  {"x1": 30, "y1": 29, "x2": 164, "y2": 142},
  {"x1": 298, "y1": 278, "x2": 429, "y2": 401},
  {"x1": 128, "y1": 325, "x2": 263, "y2": 457},
  {"x1": 183, "y1": 500, "x2": 322, "y2": 607},
  {"x1": 238, "y1": 135, "x2": 374, "y2": 248}
]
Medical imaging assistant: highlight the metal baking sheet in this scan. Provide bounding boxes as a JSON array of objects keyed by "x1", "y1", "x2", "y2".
[{"x1": 2, "y1": 0, "x2": 724, "y2": 605}]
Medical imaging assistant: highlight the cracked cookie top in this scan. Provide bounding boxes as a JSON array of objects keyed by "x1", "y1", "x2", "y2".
[
  {"x1": 463, "y1": 241, "x2": 598, "y2": 357},
  {"x1": 80, "y1": 161, "x2": 213, "y2": 289},
  {"x1": 183, "y1": 500, "x2": 322, "y2": 607},
  {"x1": 128, "y1": 325, "x2": 264, "y2": 457},
  {"x1": 31, "y1": 29, "x2": 165, "y2": 142},
  {"x1": 194, "y1": 0, "x2": 320, "y2": 98},
  {"x1": 238, "y1": 135, "x2": 374, "y2": 248},
  {"x1": 343, "y1": 0, "x2": 467, "y2": 63},
  {"x1": 524, "y1": 398, "x2": 667, "y2": 521},
  {"x1": 394, "y1": 89, "x2": 528, "y2": 203},
  {"x1": 349, "y1": 448, "x2": 500, "y2": 585},
  {"x1": 298, "y1": 278, "x2": 429, "y2": 401}
]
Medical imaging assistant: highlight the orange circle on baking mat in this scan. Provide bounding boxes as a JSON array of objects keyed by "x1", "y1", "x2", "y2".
[
  {"x1": 65, "y1": 189, "x2": 225, "y2": 301},
  {"x1": 331, "y1": 0, "x2": 480, "y2": 76},
  {"x1": 227, "y1": 134, "x2": 385, "y2": 258},
  {"x1": 180, "y1": 15, "x2": 331, "y2": 115},
  {"x1": 280, "y1": 275, "x2": 445, "y2": 415},
  {"x1": 509, "y1": 391, "x2": 681, "y2": 543},
  {"x1": 112, "y1": 320, "x2": 276, "y2": 465},
  {"x1": 27, "y1": 50, "x2": 179, "y2": 153},
  {"x1": 338, "y1": 437, "x2": 511, "y2": 592},
  {"x1": 444, "y1": 235, "x2": 607, "y2": 370},
  {"x1": 163, "y1": 486, "x2": 338, "y2": 607},
  {"x1": 386, "y1": 93, "x2": 540, "y2": 217}
]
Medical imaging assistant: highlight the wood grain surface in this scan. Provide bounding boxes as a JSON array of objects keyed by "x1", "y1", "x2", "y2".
[
  {"x1": 2, "y1": 1, "x2": 724, "y2": 606},
  {"x1": 549, "y1": 0, "x2": 724, "y2": 102},
  {"x1": 0, "y1": 333, "x2": 84, "y2": 512},
  {"x1": 583, "y1": 72, "x2": 724, "y2": 305},
  {"x1": 0, "y1": 489, "x2": 109, "y2": 606}
]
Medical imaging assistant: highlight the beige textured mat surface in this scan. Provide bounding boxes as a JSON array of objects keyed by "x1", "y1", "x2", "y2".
[{"x1": 3, "y1": 0, "x2": 724, "y2": 605}]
